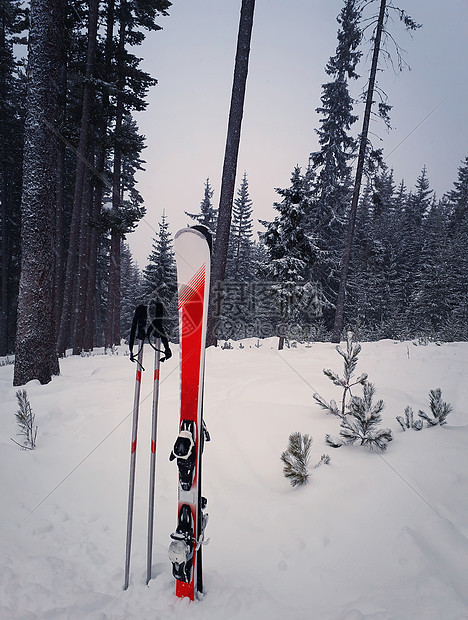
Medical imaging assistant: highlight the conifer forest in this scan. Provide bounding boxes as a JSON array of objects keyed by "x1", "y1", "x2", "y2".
[{"x1": 1, "y1": 0, "x2": 467, "y2": 386}]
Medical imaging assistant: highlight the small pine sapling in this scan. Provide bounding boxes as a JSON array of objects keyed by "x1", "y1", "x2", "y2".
[
  {"x1": 313, "y1": 331, "x2": 368, "y2": 418},
  {"x1": 396, "y1": 406, "x2": 423, "y2": 431},
  {"x1": 281, "y1": 433, "x2": 330, "y2": 486},
  {"x1": 281, "y1": 432, "x2": 312, "y2": 486},
  {"x1": 326, "y1": 383, "x2": 393, "y2": 452},
  {"x1": 11, "y1": 390, "x2": 37, "y2": 450},
  {"x1": 418, "y1": 389, "x2": 453, "y2": 427}
]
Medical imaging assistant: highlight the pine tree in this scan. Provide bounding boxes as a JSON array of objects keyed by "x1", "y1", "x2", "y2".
[
  {"x1": 397, "y1": 167, "x2": 434, "y2": 333},
  {"x1": 446, "y1": 156, "x2": 468, "y2": 229},
  {"x1": 186, "y1": 177, "x2": 218, "y2": 232},
  {"x1": 260, "y1": 167, "x2": 322, "y2": 349},
  {"x1": 411, "y1": 200, "x2": 452, "y2": 336},
  {"x1": 309, "y1": 0, "x2": 362, "y2": 319},
  {"x1": 442, "y1": 158, "x2": 468, "y2": 339},
  {"x1": 120, "y1": 243, "x2": 142, "y2": 341},
  {"x1": 142, "y1": 212, "x2": 178, "y2": 338},
  {"x1": 326, "y1": 382, "x2": 392, "y2": 452},
  {"x1": 347, "y1": 166, "x2": 402, "y2": 338},
  {"x1": 226, "y1": 172, "x2": 254, "y2": 281},
  {"x1": 313, "y1": 331, "x2": 368, "y2": 418}
]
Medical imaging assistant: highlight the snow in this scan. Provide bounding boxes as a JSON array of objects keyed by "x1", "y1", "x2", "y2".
[{"x1": 1, "y1": 339, "x2": 468, "y2": 619}]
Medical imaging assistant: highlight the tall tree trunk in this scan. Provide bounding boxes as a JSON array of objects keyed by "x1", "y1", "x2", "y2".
[
  {"x1": 84, "y1": 0, "x2": 115, "y2": 351},
  {"x1": 13, "y1": 0, "x2": 63, "y2": 385},
  {"x1": 105, "y1": 9, "x2": 126, "y2": 348},
  {"x1": 54, "y1": 32, "x2": 67, "y2": 341},
  {"x1": 83, "y1": 155, "x2": 102, "y2": 352},
  {"x1": 0, "y1": 8, "x2": 6, "y2": 355},
  {"x1": 72, "y1": 156, "x2": 94, "y2": 353},
  {"x1": 331, "y1": 0, "x2": 387, "y2": 343},
  {"x1": 206, "y1": 0, "x2": 255, "y2": 347},
  {"x1": 0, "y1": 5, "x2": 13, "y2": 356},
  {"x1": 57, "y1": 0, "x2": 99, "y2": 355},
  {"x1": 0, "y1": 171, "x2": 8, "y2": 356}
]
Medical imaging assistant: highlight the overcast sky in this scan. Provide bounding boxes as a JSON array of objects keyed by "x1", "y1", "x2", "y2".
[{"x1": 128, "y1": 0, "x2": 468, "y2": 267}]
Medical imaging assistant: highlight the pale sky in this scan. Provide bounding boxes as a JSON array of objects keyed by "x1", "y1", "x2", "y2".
[{"x1": 129, "y1": 0, "x2": 468, "y2": 267}]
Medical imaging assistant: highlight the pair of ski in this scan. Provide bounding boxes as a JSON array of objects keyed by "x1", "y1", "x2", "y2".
[{"x1": 124, "y1": 226, "x2": 212, "y2": 601}]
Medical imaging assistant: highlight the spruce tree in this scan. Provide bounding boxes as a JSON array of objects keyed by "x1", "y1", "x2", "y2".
[
  {"x1": 397, "y1": 167, "x2": 434, "y2": 333},
  {"x1": 411, "y1": 200, "x2": 452, "y2": 336},
  {"x1": 446, "y1": 157, "x2": 468, "y2": 229},
  {"x1": 142, "y1": 212, "x2": 177, "y2": 338},
  {"x1": 120, "y1": 243, "x2": 142, "y2": 341},
  {"x1": 186, "y1": 177, "x2": 218, "y2": 232},
  {"x1": 226, "y1": 172, "x2": 254, "y2": 282},
  {"x1": 260, "y1": 167, "x2": 322, "y2": 349},
  {"x1": 347, "y1": 166, "x2": 402, "y2": 337},
  {"x1": 309, "y1": 0, "x2": 362, "y2": 318},
  {"x1": 442, "y1": 158, "x2": 468, "y2": 339}
]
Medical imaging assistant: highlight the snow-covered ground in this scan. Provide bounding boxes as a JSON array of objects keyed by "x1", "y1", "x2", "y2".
[{"x1": 1, "y1": 339, "x2": 468, "y2": 619}]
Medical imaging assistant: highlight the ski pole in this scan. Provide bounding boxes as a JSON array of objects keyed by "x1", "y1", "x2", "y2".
[
  {"x1": 146, "y1": 337, "x2": 161, "y2": 585},
  {"x1": 124, "y1": 337, "x2": 145, "y2": 591}
]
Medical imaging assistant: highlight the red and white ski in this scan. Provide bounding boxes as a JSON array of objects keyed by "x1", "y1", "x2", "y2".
[{"x1": 169, "y1": 225, "x2": 211, "y2": 600}]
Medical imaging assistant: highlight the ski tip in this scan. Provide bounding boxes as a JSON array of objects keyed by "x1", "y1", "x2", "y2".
[
  {"x1": 176, "y1": 225, "x2": 213, "y2": 253},
  {"x1": 191, "y1": 225, "x2": 213, "y2": 253}
]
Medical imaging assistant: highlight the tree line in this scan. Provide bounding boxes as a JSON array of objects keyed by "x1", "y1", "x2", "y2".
[{"x1": 142, "y1": 156, "x2": 468, "y2": 348}]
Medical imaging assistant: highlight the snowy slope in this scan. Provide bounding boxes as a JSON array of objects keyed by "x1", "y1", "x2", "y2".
[{"x1": 1, "y1": 340, "x2": 468, "y2": 620}]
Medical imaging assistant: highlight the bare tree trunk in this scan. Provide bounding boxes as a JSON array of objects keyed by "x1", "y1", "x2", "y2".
[
  {"x1": 57, "y1": 0, "x2": 99, "y2": 355},
  {"x1": 13, "y1": 0, "x2": 63, "y2": 385},
  {"x1": 331, "y1": 0, "x2": 387, "y2": 343},
  {"x1": 206, "y1": 0, "x2": 255, "y2": 347}
]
